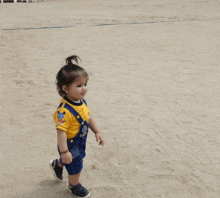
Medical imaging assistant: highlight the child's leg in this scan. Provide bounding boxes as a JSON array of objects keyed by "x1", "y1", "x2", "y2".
[
  {"x1": 68, "y1": 171, "x2": 81, "y2": 186},
  {"x1": 68, "y1": 171, "x2": 90, "y2": 197}
]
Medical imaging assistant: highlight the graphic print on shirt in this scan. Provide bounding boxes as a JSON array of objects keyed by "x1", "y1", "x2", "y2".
[{"x1": 57, "y1": 111, "x2": 66, "y2": 125}]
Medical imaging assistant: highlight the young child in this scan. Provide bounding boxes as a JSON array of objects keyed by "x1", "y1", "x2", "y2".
[{"x1": 50, "y1": 55, "x2": 104, "y2": 198}]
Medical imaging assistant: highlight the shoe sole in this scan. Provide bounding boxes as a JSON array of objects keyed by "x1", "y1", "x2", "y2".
[
  {"x1": 49, "y1": 160, "x2": 63, "y2": 182},
  {"x1": 69, "y1": 189, "x2": 91, "y2": 198}
]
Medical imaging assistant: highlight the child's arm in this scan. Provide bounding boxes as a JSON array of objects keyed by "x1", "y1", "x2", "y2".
[
  {"x1": 89, "y1": 117, "x2": 104, "y2": 146},
  {"x1": 57, "y1": 129, "x2": 72, "y2": 164}
]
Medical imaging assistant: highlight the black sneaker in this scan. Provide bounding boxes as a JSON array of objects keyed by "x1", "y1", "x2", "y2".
[
  {"x1": 49, "y1": 159, "x2": 63, "y2": 181},
  {"x1": 68, "y1": 183, "x2": 90, "y2": 198}
]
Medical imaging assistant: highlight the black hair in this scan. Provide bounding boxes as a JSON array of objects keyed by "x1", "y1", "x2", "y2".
[{"x1": 56, "y1": 55, "x2": 88, "y2": 97}]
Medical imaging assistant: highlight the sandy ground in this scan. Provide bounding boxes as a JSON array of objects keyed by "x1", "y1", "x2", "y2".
[{"x1": 1, "y1": 0, "x2": 220, "y2": 197}]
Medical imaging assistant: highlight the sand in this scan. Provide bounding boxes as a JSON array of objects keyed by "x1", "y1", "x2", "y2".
[{"x1": 0, "y1": 0, "x2": 220, "y2": 197}]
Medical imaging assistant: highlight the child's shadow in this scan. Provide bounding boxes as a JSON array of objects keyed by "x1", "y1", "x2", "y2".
[
  {"x1": 22, "y1": 179, "x2": 72, "y2": 198},
  {"x1": 39, "y1": 179, "x2": 63, "y2": 187}
]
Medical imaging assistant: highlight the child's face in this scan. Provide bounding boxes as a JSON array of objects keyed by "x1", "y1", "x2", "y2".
[{"x1": 63, "y1": 75, "x2": 88, "y2": 101}]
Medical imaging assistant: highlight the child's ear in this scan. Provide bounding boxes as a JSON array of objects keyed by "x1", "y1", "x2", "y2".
[{"x1": 62, "y1": 85, "x2": 69, "y2": 94}]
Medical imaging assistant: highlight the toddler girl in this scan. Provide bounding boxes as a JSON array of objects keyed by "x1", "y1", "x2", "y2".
[{"x1": 50, "y1": 55, "x2": 104, "y2": 198}]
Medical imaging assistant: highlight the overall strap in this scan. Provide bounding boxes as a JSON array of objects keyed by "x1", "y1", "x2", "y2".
[
  {"x1": 57, "y1": 103, "x2": 63, "y2": 109},
  {"x1": 82, "y1": 99, "x2": 87, "y2": 106},
  {"x1": 64, "y1": 103, "x2": 84, "y2": 124}
]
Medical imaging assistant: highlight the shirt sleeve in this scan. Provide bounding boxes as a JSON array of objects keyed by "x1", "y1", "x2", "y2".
[{"x1": 53, "y1": 109, "x2": 71, "y2": 132}]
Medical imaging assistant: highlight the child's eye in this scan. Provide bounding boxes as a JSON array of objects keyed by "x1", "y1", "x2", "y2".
[
  {"x1": 85, "y1": 83, "x2": 87, "y2": 87},
  {"x1": 77, "y1": 85, "x2": 82, "y2": 87}
]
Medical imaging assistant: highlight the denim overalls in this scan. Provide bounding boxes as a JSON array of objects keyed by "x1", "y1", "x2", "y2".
[{"x1": 58, "y1": 99, "x2": 89, "y2": 175}]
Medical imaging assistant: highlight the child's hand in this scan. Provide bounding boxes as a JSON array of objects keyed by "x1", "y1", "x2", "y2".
[
  {"x1": 61, "y1": 151, "x2": 72, "y2": 164},
  {"x1": 95, "y1": 133, "x2": 104, "y2": 146}
]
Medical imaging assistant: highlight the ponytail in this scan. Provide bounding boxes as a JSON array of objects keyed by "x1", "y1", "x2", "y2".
[{"x1": 66, "y1": 55, "x2": 81, "y2": 66}]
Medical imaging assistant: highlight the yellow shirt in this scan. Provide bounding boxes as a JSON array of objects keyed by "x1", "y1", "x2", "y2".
[{"x1": 53, "y1": 98, "x2": 90, "y2": 139}]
